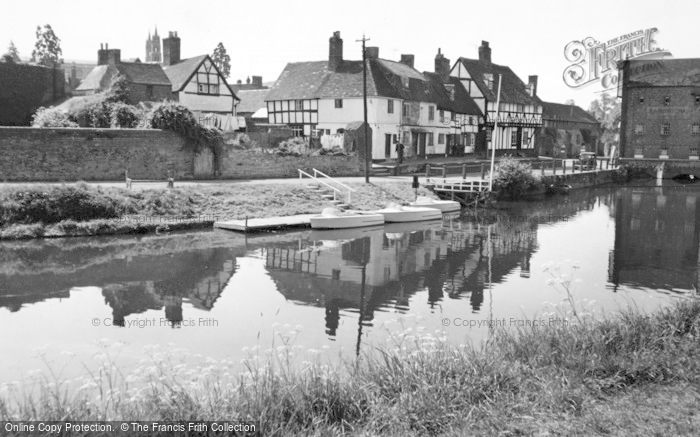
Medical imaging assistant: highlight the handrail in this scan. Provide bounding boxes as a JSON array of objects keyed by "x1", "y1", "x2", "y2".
[
  {"x1": 312, "y1": 168, "x2": 356, "y2": 192},
  {"x1": 299, "y1": 169, "x2": 352, "y2": 204}
]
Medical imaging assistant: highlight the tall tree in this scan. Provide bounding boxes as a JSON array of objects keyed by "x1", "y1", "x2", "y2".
[
  {"x1": 564, "y1": 99, "x2": 576, "y2": 106},
  {"x1": 2, "y1": 41, "x2": 21, "y2": 63},
  {"x1": 211, "y1": 42, "x2": 230, "y2": 78},
  {"x1": 588, "y1": 92, "x2": 621, "y2": 150},
  {"x1": 31, "y1": 24, "x2": 63, "y2": 67}
]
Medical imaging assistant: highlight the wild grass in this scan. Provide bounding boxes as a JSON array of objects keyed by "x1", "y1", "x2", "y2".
[
  {"x1": 0, "y1": 182, "x2": 436, "y2": 239},
  {"x1": 1, "y1": 300, "x2": 699, "y2": 436}
]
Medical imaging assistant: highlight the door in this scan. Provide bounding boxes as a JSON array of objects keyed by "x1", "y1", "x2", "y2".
[
  {"x1": 419, "y1": 133, "x2": 427, "y2": 157},
  {"x1": 411, "y1": 132, "x2": 418, "y2": 157},
  {"x1": 194, "y1": 147, "x2": 216, "y2": 179},
  {"x1": 385, "y1": 134, "x2": 392, "y2": 158}
]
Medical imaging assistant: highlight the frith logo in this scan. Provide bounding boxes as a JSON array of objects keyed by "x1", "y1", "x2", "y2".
[{"x1": 563, "y1": 28, "x2": 671, "y2": 90}]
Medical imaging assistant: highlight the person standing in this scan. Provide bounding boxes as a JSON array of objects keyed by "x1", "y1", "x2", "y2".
[{"x1": 396, "y1": 142, "x2": 405, "y2": 164}]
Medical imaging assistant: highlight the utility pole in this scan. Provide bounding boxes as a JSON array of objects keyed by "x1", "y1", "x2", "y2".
[
  {"x1": 357, "y1": 34, "x2": 370, "y2": 183},
  {"x1": 488, "y1": 74, "x2": 503, "y2": 191}
]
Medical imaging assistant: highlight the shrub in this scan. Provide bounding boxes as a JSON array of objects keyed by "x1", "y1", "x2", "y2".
[
  {"x1": 104, "y1": 74, "x2": 129, "y2": 103},
  {"x1": 314, "y1": 145, "x2": 348, "y2": 156},
  {"x1": 110, "y1": 103, "x2": 141, "y2": 128},
  {"x1": 31, "y1": 107, "x2": 78, "y2": 128},
  {"x1": 147, "y1": 102, "x2": 222, "y2": 152},
  {"x1": 274, "y1": 137, "x2": 307, "y2": 156},
  {"x1": 489, "y1": 157, "x2": 542, "y2": 199}
]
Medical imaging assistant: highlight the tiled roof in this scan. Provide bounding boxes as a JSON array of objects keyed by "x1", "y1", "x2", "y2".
[
  {"x1": 162, "y1": 55, "x2": 207, "y2": 92},
  {"x1": 542, "y1": 102, "x2": 599, "y2": 124},
  {"x1": 76, "y1": 62, "x2": 170, "y2": 91},
  {"x1": 457, "y1": 58, "x2": 541, "y2": 107},
  {"x1": 265, "y1": 58, "x2": 481, "y2": 115},
  {"x1": 236, "y1": 89, "x2": 269, "y2": 114},
  {"x1": 626, "y1": 58, "x2": 700, "y2": 87}
]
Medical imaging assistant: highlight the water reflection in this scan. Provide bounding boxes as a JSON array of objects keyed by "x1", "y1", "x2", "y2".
[{"x1": 0, "y1": 183, "x2": 698, "y2": 376}]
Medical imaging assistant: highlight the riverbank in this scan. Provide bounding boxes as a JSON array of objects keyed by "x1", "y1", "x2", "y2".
[
  {"x1": 0, "y1": 299, "x2": 698, "y2": 436},
  {"x1": 0, "y1": 181, "x2": 436, "y2": 239}
]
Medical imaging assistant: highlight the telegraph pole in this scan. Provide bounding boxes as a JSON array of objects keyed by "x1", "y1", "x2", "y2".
[{"x1": 357, "y1": 34, "x2": 370, "y2": 183}]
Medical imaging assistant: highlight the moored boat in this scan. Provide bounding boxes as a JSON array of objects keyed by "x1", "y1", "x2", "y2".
[
  {"x1": 408, "y1": 196, "x2": 461, "y2": 213},
  {"x1": 372, "y1": 203, "x2": 442, "y2": 223},
  {"x1": 310, "y1": 208, "x2": 385, "y2": 230}
]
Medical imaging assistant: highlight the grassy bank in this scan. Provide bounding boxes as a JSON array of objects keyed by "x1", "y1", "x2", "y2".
[
  {"x1": 1, "y1": 300, "x2": 698, "y2": 436},
  {"x1": 0, "y1": 181, "x2": 436, "y2": 239}
]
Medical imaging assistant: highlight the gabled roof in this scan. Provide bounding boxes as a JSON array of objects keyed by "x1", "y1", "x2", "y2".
[
  {"x1": 236, "y1": 89, "x2": 269, "y2": 114},
  {"x1": 542, "y1": 102, "x2": 599, "y2": 124},
  {"x1": 76, "y1": 62, "x2": 170, "y2": 92},
  {"x1": 162, "y1": 54, "x2": 238, "y2": 100},
  {"x1": 422, "y1": 72, "x2": 482, "y2": 116},
  {"x1": 456, "y1": 57, "x2": 541, "y2": 107},
  {"x1": 265, "y1": 58, "x2": 481, "y2": 115}
]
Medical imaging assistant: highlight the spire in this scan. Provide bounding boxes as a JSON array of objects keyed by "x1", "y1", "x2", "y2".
[
  {"x1": 154, "y1": 25, "x2": 158, "y2": 37},
  {"x1": 148, "y1": 29, "x2": 151, "y2": 39}
]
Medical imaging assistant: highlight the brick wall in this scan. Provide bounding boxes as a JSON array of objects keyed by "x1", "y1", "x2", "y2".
[
  {"x1": 0, "y1": 127, "x2": 192, "y2": 181},
  {"x1": 0, "y1": 63, "x2": 66, "y2": 126},
  {"x1": 0, "y1": 127, "x2": 364, "y2": 181},
  {"x1": 621, "y1": 85, "x2": 700, "y2": 158},
  {"x1": 219, "y1": 148, "x2": 363, "y2": 179}
]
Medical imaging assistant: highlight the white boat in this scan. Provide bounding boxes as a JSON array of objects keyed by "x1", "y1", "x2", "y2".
[
  {"x1": 310, "y1": 208, "x2": 385, "y2": 230},
  {"x1": 409, "y1": 196, "x2": 461, "y2": 213},
  {"x1": 371, "y1": 203, "x2": 442, "y2": 223}
]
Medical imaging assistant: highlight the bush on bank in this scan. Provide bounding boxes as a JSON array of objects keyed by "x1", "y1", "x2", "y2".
[{"x1": 489, "y1": 157, "x2": 543, "y2": 199}]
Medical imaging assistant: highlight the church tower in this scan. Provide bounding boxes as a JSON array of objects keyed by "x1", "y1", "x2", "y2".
[{"x1": 145, "y1": 27, "x2": 161, "y2": 63}]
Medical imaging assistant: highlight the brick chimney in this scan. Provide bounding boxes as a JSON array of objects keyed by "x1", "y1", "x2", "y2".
[
  {"x1": 251, "y1": 75, "x2": 263, "y2": 88},
  {"x1": 400, "y1": 54, "x2": 415, "y2": 68},
  {"x1": 98, "y1": 43, "x2": 109, "y2": 65},
  {"x1": 435, "y1": 48, "x2": 451, "y2": 82},
  {"x1": 479, "y1": 41, "x2": 491, "y2": 65},
  {"x1": 528, "y1": 75, "x2": 538, "y2": 97},
  {"x1": 329, "y1": 31, "x2": 343, "y2": 71},
  {"x1": 366, "y1": 46, "x2": 379, "y2": 59},
  {"x1": 163, "y1": 31, "x2": 181, "y2": 66},
  {"x1": 107, "y1": 49, "x2": 121, "y2": 66}
]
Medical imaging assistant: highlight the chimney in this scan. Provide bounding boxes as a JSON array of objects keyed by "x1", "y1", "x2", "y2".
[
  {"x1": 478, "y1": 41, "x2": 491, "y2": 65},
  {"x1": 366, "y1": 46, "x2": 379, "y2": 59},
  {"x1": 400, "y1": 54, "x2": 415, "y2": 68},
  {"x1": 98, "y1": 43, "x2": 109, "y2": 65},
  {"x1": 251, "y1": 75, "x2": 263, "y2": 88},
  {"x1": 162, "y1": 31, "x2": 181, "y2": 66},
  {"x1": 435, "y1": 48, "x2": 451, "y2": 82},
  {"x1": 329, "y1": 31, "x2": 343, "y2": 71},
  {"x1": 107, "y1": 49, "x2": 121, "y2": 66},
  {"x1": 528, "y1": 75, "x2": 538, "y2": 97}
]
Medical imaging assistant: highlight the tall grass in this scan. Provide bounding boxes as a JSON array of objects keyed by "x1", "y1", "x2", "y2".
[{"x1": 1, "y1": 300, "x2": 699, "y2": 436}]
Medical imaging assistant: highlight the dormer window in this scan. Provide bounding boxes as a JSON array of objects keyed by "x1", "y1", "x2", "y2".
[
  {"x1": 402, "y1": 77, "x2": 410, "y2": 88},
  {"x1": 483, "y1": 73, "x2": 494, "y2": 90},
  {"x1": 445, "y1": 84, "x2": 455, "y2": 101}
]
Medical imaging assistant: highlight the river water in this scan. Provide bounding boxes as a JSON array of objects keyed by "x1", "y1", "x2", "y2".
[{"x1": 1, "y1": 181, "x2": 698, "y2": 383}]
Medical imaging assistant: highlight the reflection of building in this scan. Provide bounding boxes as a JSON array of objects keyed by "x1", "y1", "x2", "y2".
[{"x1": 609, "y1": 186, "x2": 700, "y2": 292}]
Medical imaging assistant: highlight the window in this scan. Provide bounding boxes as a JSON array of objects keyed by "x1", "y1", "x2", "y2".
[
  {"x1": 427, "y1": 132, "x2": 434, "y2": 146},
  {"x1": 664, "y1": 96, "x2": 671, "y2": 106},
  {"x1": 295, "y1": 100, "x2": 304, "y2": 110},
  {"x1": 522, "y1": 131, "x2": 529, "y2": 145},
  {"x1": 388, "y1": 99, "x2": 394, "y2": 114},
  {"x1": 392, "y1": 134, "x2": 397, "y2": 143},
  {"x1": 146, "y1": 85, "x2": 153, "y2": 99},
  {"x1": 428, "y1": 106, "x2": 435, "y2": 121},
  {"x1": 451, "y1": 112, "x2": 456, "y2": 121},
  {"x1": 511, "y1": 130, "x2": 518, "y2": 146},
  {"x1": 634, "y1": 124, "x2": 645, "y2": 135},
  {"x1": 402, "y1": 77, "x2": 410, "y2": 88},
  {"x1": 470, "y1": 134, "x2": 476, "y2": 147},
  {"x1": 438, "y1": 134, "x2": 445, "y2": 144},
  {"x1": 290, "y1": 125, "x2": 303, "y2": 137},
  {"x1": 692, "y1": 123, "x2": 700, "y2": 135},
  {"x1": 196, "y1": 65, "x2": 220, "y2": 95},
  {"x1": 661, "y1": 123, "x2": 671, "y2": 136},
  {"x1": 439, "y1": 109, "x2": 445, "y2": 120},
  {"x1": 639, "y1": 96, "x2": 645, "y2": 103},
  {"x1": 402, "y1": 103, "x2": 410, "y2": 118},
  {"x1": 334, "y1": 99, "x2": 343, "y2": 108},
  {"x1": 483, "y1": 73, "x2": 494, "y2": 90}
]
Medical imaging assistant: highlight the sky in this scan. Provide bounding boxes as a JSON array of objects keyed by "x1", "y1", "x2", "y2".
[{"x1": 4, "y1": 0, "x2": 700, "y2": 108}]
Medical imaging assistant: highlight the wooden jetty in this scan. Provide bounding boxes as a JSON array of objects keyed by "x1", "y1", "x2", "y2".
[{"x1": 214, "y1": 214, "x2": 316, "y2": 232}]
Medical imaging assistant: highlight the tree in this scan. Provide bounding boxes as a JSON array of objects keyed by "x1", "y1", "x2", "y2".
[
  {"x1": 588, "y1": 92, "x2": 621, "y2": 154},
  {"x1": 211, "y1": 42, "x2": 230, "y2": 78},
  {"x1": 2, "y1": 41, "x2": 21, "y2": 63},
  {"x1": 564, "y1": 99, "x2": 576, "y2": 106},
  {"x1": 31, "y1": 24, "x2": 63, "y2": 67}
]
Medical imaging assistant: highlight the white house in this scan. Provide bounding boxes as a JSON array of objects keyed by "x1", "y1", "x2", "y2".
[
  {"x1": 264, "y1": 32, "x2": 482, "y2": 160},
  {"x1": 451, "y1": 41, "x2": 543, "y2": 153}
]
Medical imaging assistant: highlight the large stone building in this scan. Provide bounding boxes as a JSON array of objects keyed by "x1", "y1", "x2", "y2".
[
  {"x1": 619, "y1": 58, "x2": 700, "y2": 159},
  {"x1": 145, "y1": 28, "x2": 162, "y2": 63}
]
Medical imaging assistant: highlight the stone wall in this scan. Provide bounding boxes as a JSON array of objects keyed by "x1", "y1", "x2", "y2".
[
  {"x1": 0, "y1": 127, "x2": 364, "y2": 181},
  {"x1": 0, "y1": 63, "x2": 66, "y2": 126},
  {"x1": 0, "y1": 127, "x2": 192, "y2": 181}
]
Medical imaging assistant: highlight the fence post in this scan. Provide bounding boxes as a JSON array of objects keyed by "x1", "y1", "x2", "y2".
[
  {"x1": 481, "y1": 163, "x2": 485, "y2": 179},
  {"x1": 553, "y1": 159, "x2": 557, "y2": 175},
  {"x1": 425, "y1": 164, "x2": 431, "y2": 178},
  {"x1": 442, "y1": 165, "x2": 447, "y2": 179},
  {"x1": 563, "y1": 160, "x2": 566, "y2": 175},
  {"x1": 462, "y1": 163, "x2": 467, "y2": 179},
  {"x1": 541, "y1": 162, "x2": 545, "y2": 176}
]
